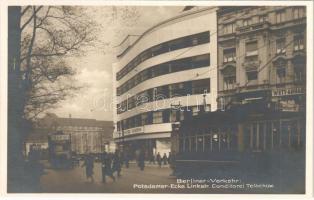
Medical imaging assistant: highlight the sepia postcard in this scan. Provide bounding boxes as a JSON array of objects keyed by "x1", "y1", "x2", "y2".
[{"x1": 1, "y1": 0, "x2": 313, "y2": 198}]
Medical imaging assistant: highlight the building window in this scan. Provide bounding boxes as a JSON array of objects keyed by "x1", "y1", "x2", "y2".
[
  {"x1": 132, "y1": 115, "x2": 140, "y2": 127},
  {"x1": 141, "y1": 113, "x2": 148, "y2": 125},
  {"x1": 294, "y1": 67, "x2": 305, "y2": 82},
  {"x1": 224, "y1": 76, "x2": 236, "y2": 90},
  {"x1": 191, "y1": 106, "x2": 200, "y2": 116},
  {"x1": 117, "y1": 54, "x2": 210, "y2": 96},
  {"x1": 294, "y1": 36, "x2": 305, "y2": 51},
  {"x1": 192, "y1": 54, "x2": 210, "y2": 68},
  {"x1": 276, "y1": 38, "x2": 286, "y2": 54},
  {"x1": 276, "y1": 10, "x2": 286, "y2": 24},
  {"x1": 223, "y1": 48, "x2": 236, "y2": 63},
  {"x1": 155, "y1": 85, "x2": 169, "y2": 99},
  {"x1": 169, "y1": 83, "x2": 185, "y2": 97},
  {"x1": 153, "y1": 111, "x2": 163, "y2": 124},
  {"x1": 245, "y1": 41, "x2": 258, "y2": 56},
  {"x1": 276, "y1": 67, "x2": 286, "y2": 84},
  {"x1": 223, "y1": 23, "x2": 235, "y2": 34},
  {"x1": 192, "y1": 79, "x2": 210, "y2": 94},
  {"x1": 162, "y1": 110, "x2": 170, "y2": 123},
  {"x1": 243, "y1": 18, "x2": 252, "y2": 26},
  {"x1": 259, "y1": 15, "x2": 268, "y2": 23},
  {"x1": 293, "y1": 7, "x2": 305, "y2": 19},
  {"x1": 293, "y1": 57, "x2": 306, "y2": 83},
  {"x1": 246, "y1": 71, "x2": 258, "y2": 81}
]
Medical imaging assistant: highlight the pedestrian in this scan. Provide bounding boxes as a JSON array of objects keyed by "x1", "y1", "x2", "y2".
[
  {"x1": 25, "y1": 149, "x2": 45, "y2": 191},
  {"x1": 169, "y1": 151, "x2": 177, "y2": 176},
  {"x1": 156, "y1": 152, "x2": 162, "y2": 168},
  {"x1": 81, "y1": 153, "x2": 94, "y2": 183},
  {"x1": 162, "y1": 153, "x2": 168, "y2": 165},
  {"x1": 138, "y1": 149, "x2": 145, "y2": 171},
  {"x1": 101, "y1": 151, "x2": 115, "y2": 183},
  {"x1": 112, "y1": 150, "x2": 122, "y2": 177},
  {"x1": 124, "y1": 151, "x2": 130, "y2": 168},
  {"x1": 149, "y1": 154, "x2": 155, "y2": 164}
]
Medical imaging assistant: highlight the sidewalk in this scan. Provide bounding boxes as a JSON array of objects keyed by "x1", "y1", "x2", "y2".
[{"x1": 128, "y1": 161, "x2": 170, "y2": 168}]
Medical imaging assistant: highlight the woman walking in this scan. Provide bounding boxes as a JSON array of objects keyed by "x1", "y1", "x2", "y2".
[{"x1": 82, "y1": 153, "x2": 94, "y2": 183}]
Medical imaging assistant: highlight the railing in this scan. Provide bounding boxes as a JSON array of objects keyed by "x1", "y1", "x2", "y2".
[{"x1": 236, "y1": 21, "x2": 270, "y2": 34}]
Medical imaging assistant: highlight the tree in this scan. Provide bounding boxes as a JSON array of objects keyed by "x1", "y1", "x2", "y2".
[
  {"x1": 20, "y1": 6, "x2": 97, "y2": 120},
  {"x1": 7, "y1": 6, "x2": 97, "y2": 192}
]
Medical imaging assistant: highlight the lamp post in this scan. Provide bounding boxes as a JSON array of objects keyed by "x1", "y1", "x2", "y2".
[{"x1": 170, "y1": 101, "x2": 182, "y2": 154}]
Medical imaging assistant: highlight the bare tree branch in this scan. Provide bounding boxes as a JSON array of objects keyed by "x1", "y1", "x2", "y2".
[{"x1": 20, "y1": 6, "x2": 43, "y2": 31}]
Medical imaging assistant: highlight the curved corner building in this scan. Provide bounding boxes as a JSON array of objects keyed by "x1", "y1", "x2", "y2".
[{"x1": 112, "y1": 7, "x2": 218, "y2": 157}]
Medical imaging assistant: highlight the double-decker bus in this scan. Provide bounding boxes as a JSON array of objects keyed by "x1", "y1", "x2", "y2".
[{"x1": 48, "y1": 131, "x2": 73, "y2": 169}]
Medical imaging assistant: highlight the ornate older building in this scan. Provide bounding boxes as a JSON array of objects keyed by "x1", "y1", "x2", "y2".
[
  {"x1": 35, "y1": 113, "x2": 114, "y2": 155},
  {"x1": 217, "y1": 6, "x2": 306, "y2": 113},
  {"x1": 216, "y1": 6, "x2": 306, "y2": 152},
  {"x1": 174, "y1": 7, "x2": 306, "y2": 192}
]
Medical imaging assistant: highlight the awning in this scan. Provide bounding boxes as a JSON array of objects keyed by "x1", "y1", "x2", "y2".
[{"x1": 114, "y1": 132, "x2": 171, "y2": 142}]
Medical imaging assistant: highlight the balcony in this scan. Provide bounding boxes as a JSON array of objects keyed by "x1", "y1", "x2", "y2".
[
  {"x1": 236, "y1": 22, "x2": 270, "y2": 35},
  {"x1": 270, "y1": 17, "x2": 306, "y2": 31}
]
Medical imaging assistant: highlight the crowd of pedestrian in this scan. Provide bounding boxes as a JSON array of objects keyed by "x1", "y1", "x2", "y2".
[
  {"x1": 80, "y1": 149, "x2": 176, "y2": 183},
  {"x1": 149, "y1": 152, "x2": 173, "y2": 167}
]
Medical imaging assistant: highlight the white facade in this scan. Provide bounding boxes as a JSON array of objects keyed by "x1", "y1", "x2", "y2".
[{"x1": 112, "y1": 7, "x2": 218, "y2": 153}]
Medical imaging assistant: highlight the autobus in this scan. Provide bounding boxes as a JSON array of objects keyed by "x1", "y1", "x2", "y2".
[{"x1": 48, "y1": 131, "x2": 73, "y2": 169}]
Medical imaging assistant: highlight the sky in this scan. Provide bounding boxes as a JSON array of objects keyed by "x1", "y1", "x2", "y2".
[{"x1": 52, "y1": 6, "x2": 184, "y2": 121}]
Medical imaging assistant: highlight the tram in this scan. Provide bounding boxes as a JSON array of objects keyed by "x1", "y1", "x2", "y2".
[
  {"x1": 172, "y1": 104, "x2": 305, "y2": 177},
  {"x1": 48, "y1": 131, "x2": 73, "y2": 169}
]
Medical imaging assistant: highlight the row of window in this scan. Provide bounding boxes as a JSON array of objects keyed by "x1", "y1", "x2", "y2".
[
  {"x1": 117, "y1": 54, "x2": 210, "y2": 96},
  {"x1": 116, "y1": 31, "x2": 210, "y2": 81},
  {"x1": 221, "y1": 62, "x2": 305, "y2": 91},
  {"x1": 116, "y1": 105, "x2": 211, "y2": 132},
  {"x1": 117, "y1": 78, "x2": 211, "y2": 114},
  {"x1": 222, "y1": 35, "x2": 304, "y2": 66},
  {"x1": 221, "y1": 7, "x2": 305, "y2": 35},
  {"x1": 58, "y1": 126, "x2": 103, "y2": 131},
  {"x1": 179, "y1": 119, "x2": 304, "y2": 153},
  {"x1": 275, "y1": 36, "x2": 305, "y2": 55}
]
